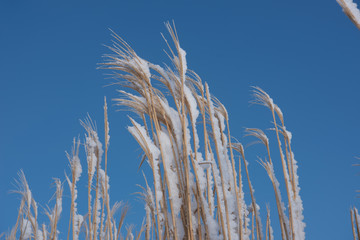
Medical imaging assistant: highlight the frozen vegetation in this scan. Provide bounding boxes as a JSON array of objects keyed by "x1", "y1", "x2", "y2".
[
  {"x1": 337, "y1": 0, "x2": 360, "y2": 29},
  {"x1": 2, "y1": 23, "x2": 307, "y2": 240}
]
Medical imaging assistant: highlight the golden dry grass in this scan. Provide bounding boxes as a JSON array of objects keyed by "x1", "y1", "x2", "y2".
[{"x1": 2, "y1": 23, "x2": 306, "y2": 240}]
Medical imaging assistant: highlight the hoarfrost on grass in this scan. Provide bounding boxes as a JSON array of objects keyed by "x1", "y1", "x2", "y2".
[{"x1": 341, "y1": 0, "x2": 360, "y2": 24}]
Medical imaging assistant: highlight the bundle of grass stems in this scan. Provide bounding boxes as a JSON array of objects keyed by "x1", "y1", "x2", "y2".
[{"x1": 2, "y1": 23, "x2": 306, "y2": 240}]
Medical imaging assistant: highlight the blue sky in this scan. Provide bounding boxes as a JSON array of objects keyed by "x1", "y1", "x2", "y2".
[{"x1": 1, "y1": 0, "x2": 360, "y2": 239}]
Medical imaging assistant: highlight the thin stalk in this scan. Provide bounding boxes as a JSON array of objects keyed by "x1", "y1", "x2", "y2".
[
  {"x1": 92, "y1": 147, "x2": 101, "y2": 240},
  {"x1": 286, "y1": 137, "x2": 297, "y2": 200},
  {"x1": 263, "y1": 144, "x2": 288, "y2": 240},
  {"x1": 206, "y1": 137, "x2": 227, "y2": 239},
  {"x1": 239, "y1": 148, "x2": 262, "y2": 240},
  {"x1": 251, "y1": 211, "x2": 255, "y2": 240},
  {"x1": 205, "y1": 84, "x2": 231, "y2": 240},
  {"x1": 103, "y1": 98, "x2": 113, "y2": 240},
  {"x1": 355, "y1": 208, "x2": 360, "y2": 239},
  {"x1": 238, "y1": 156, "x2": 244, "y2": 240},
  {"x1": 225, "y1": 115, "x2": 243, "y2": 240},
  {"x1": 270, "y1": 109, "x2": 294, "y2": 240},
  {"x1": 351, "y1": 209, "x2": 356, "y2": 240}
]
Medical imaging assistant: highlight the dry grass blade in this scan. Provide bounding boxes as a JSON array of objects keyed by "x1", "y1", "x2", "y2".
[{"x1": 351, "y1": 208, "x2": 357, "y2": 240}]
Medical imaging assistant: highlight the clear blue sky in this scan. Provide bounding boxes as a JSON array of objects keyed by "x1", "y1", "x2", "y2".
[{"x1": 1, "y1": 0, "x2": 360, "y2": 239}]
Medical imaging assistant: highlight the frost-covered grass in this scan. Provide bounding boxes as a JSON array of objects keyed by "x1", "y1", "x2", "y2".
[
  {"x1": 337, "y1": 0, "x2": 360, "y2": 29},
  {"x1": 3, "y1": 101, "x2": 144, "y2": 240},
  {"x1": 2, "y1": 23, "x2": 306, "y2": 240}
]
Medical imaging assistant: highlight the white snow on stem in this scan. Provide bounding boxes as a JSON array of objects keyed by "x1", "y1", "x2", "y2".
[
  {"x1": 159, "y1": 131, "x2": 182, "y2": 214},
  {"x1": 72, "y1": 155, "x2": 82, "y2": 184},
  {"x1": 128, "y1": 118, "x2": 160, "y2": 161},
  {"x1": 21, "y1": 219, "x2": 32, "y2": 239},
  {"x1": 99, "y1": 169, "x2": 110, "y2": 197},
  {"x1": 50, "y1": 179, "x2": 63, "y2": 223},
  {"x1": 340, "y1": 0, "x2": 360, "y2": 25},
  {"x1": 179, "y1": 48, "x2": 187, "y2": 84},
  {"x1": 127, "y1": 118, "x2": 164, "y2": 233},
  {"x1": 193, "y1": 152, "x2": 221, "y2": 239},
  {"x1": 129, "y1": 57, "x2": 151, "y2": 81},
  {"x1": 289, "y1": 152, "x2": 305, "y2": 240},
  {"x1": 85, "y1": 129, "x2": 103, "y2": 178},
  {"x1": 159, "y1": 98, "x2": 183, "y2": 149}
]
